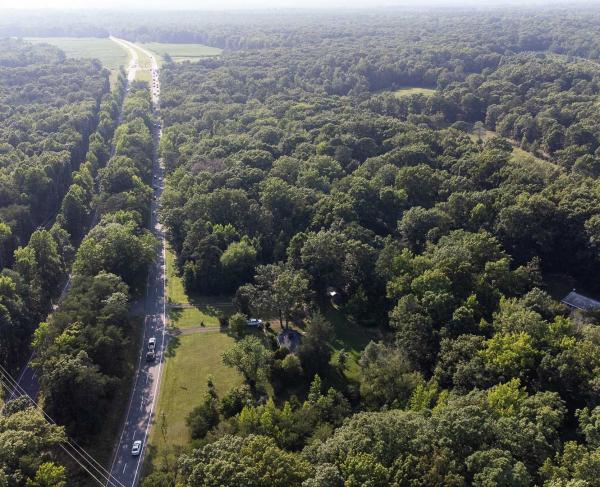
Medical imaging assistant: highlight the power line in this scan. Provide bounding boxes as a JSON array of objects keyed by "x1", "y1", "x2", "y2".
[
  {"x1": 0, "y1": 366, "x2": 123, "y2": 487},
  {"x1": 0, "y1": 375, "x2": 111, "y2": 487},
  {"x1": 0, "y1": 365, "x2": 124, "y2": 487},
  {"x1": 0, "y1": 364, "x2": 126, "y2": 487}
]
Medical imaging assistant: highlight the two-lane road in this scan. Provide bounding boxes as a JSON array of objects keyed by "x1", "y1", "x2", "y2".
[{"x1": 105, "y1": 41, "x2": 166, "y2": 487}]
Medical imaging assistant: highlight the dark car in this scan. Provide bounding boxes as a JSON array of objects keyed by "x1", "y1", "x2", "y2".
[{"x1": 146, "y1": 351, "x2": 155, "y2": 362}]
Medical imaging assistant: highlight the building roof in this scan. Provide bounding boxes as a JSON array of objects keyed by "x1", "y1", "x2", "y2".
[
  {"x1": 561, "y1": 290, "x2": 600, "y2": 311},
  {"x1": 277, "y1": 329, "x2": 302, "y2": 351}
]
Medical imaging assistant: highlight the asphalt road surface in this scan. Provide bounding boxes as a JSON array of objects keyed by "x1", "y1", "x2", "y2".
[{"x1": 104, "y1": 42, "x2": 166, "y2": 487}]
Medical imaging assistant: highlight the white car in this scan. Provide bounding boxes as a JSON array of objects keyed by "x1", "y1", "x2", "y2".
[
  {"x1": 131, "y1": 440, "x2": 142, "y2": 456},
  {"x1": 148, "y1": 337, "x2": 156, "y2": 351},
  {"x1": 246, "y1": 318, "x2": 263, "y2": 327}
]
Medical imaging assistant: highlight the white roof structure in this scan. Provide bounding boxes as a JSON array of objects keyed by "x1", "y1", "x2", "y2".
[{"x1": 561, "y1": 290, "x2": 600, "y2": 311}]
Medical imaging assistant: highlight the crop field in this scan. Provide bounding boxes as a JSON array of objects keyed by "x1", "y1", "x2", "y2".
[
  {"x1": 139, "y1": 42, "x2": 222, "y2": 64},
  {"x1": 25, "y1": 37, "x2": 129, "y2": 86},
  {"x1": 25, "y1": 37, "x2": 129, "y2": 70}
]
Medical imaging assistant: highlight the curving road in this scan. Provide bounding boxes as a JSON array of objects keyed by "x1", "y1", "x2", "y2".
[
  {"x1": 104, "y1": 40, "x2": 166, "y2": 487},
  {"x1": 110, "y1": 36, "x2": 139, "y2": 83}
]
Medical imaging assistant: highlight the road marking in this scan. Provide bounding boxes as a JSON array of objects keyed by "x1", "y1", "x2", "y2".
[
  {"x1": 103, "y1": 44, "x2": 152, "y2": 486},
  {"x1": 122, "y1": 465, "x2": 127, "y2": 474}
]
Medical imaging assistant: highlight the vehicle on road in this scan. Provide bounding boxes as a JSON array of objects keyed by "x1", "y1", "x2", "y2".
[
  {"x1": 146, "y1": 350, "x2": 155, "y2": 362},
  {"x1": 247, "y1": 318, "x2": 263, "y2": 327},
  {"x1": 148, "y1": 337, "x2": 156, "y2": 351},
  {"x1": 131, "y1": 440, "x2": 142, "y2": 456}
]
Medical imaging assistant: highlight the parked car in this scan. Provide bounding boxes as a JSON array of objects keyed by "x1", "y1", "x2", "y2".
[
  {"x1": 148, "y1": 337, "x2": 156, "y2": 351},
  {"x1": 131, "y1": 440, "x2": 142, "y2": 456},
  {"x1": 146, "y1": 351, "x2": 155, "y2": 362},
  {"x1": 246, "y1": 318, "x2": 263, "y2": 327}
]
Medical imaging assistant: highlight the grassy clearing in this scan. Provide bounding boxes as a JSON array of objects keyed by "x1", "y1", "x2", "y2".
[
  {"x1": 393, "y1": 86, "x2": 436, "y2": 98},
  {"x1": 140, "y1": 42, "x2": 222, "y2": 65},
  {"x1": 326, "y1": 307, "x2": 383, "y2": 384},
  {"x1": 166, "y1": 247, "x2": 234, "y2": 330},
  {"x1": 469, "y1": 128, "x2": 560, "y2": 175},
  {"x1": 25, "y1": 37, "x2": 129, "y2": 88},
  {"x1": 148, "y1": 332, "x2": 242, "y2": 462},
  {"x1": 168, "y1": 305, "x2": 225, "y2": 330}
]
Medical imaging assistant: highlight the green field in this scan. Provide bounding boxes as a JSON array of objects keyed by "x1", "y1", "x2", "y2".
[
  {"x1": 25, "y1": 37, "x2": 129, "y2": 87},
  {"x1": 139, "y1": 42, "x2": 222, "y2": 65},
  {"x1": 393, "y1": 86, "x2": 436, "y2": 98},
  {"x1": 166, "y1": 248, "x2": 234, "y2": 330},
  {"x1": 148, "y1": 331, "x2": 242, "y2": 466},
  {"x1": 168, "y1": 302, "x2": 232, "y2": 330},
  {"x1": 147, "y1": 248, "x2": 240, "y2": 469}
]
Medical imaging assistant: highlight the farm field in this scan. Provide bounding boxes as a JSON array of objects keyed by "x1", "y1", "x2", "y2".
[
  {"x1": 139, "y1": 42, "x2": 222, "y2": 64},
  {"x1": 25, "y1": 37, "x2": 129, "y2": 86}
]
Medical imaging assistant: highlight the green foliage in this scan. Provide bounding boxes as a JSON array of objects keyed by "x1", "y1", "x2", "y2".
[
  {"x1": 222, "y1": 336, "x2": 272, "y2": 389},
  {"x1": 181, "y1": 435, "x2": 311, "y2": 486},
  {"x1": 228, "y1": 312, "x2": 248, "y2": 338},
  {"x1": 0, "y1": 409, "x2": 67, "y2": 485},
  {"x1": 26, "y1": 462, "x2": 67, "y2": 487},
  {"x1": 359, "y1": 341, "x2": 423, "y2": 410},
  {"x1": 187, "y1": 377, "x2": 220, "y2": 440}
]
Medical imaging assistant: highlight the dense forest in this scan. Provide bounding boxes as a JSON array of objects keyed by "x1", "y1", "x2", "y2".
[
  {"x1": 0, "y1": 39, "x2": 128, "y2": 486},
  {"x1": 0, "y1": 38, "x2": 111, "y2": 374},
  {"x1": 151, "y1": 8, "x2": 600, "y2": 487},
  {"x1": 4, "y1": 5, "x2": 600, "y2": 487},
  {"x1": 32, "y1": 83, "x2": 157, "y2": 440}
]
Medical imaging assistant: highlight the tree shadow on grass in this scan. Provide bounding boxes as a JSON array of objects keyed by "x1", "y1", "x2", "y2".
[
  {"x1": 164, "y1": 335, "x2": 180, "y2": 358},
  {"x1": 167, "y1": 307, "x2": 183, "y2": 323}
]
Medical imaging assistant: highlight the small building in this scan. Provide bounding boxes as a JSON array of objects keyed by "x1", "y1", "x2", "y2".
[
  {"x1": 277, "y1": 329, "x2": 302, "y2": 352},
  {"x1": 561, "y1": 290, "x2": 600, "y2": 311},
  {"x1": 326, "y1": 286, "x2": 344, "y2": 306}
]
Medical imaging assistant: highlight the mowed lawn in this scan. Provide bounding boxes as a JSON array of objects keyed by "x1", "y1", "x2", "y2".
[
  {"x1": 166, "y1": 248, "x2": 234, "y2": 329},
  {"x1": 150, "y1": 332, "x2": 242, "y2": 454},
  {"x1": 140, "y1": 42, "x2": 222, "y2": 65},
  {"x1": 326, "y1": 307, "x2": 383, "y2": 384},
  {"x1": 25, "y1": 37, "x2": 129, "y2": 87},
  {"x1": 147, "y1": 247, "x2": 241, "y2": 469}
]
